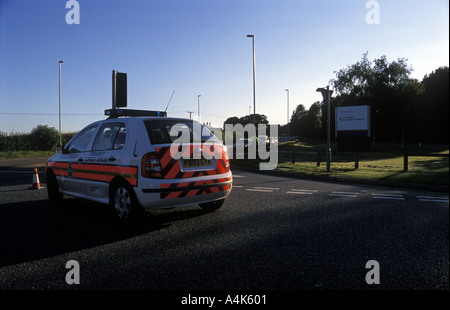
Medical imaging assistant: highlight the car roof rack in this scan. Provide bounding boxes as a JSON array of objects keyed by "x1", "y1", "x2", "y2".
[{"x1": 105, "y1": 108, "x2": 167, "y2": 118}]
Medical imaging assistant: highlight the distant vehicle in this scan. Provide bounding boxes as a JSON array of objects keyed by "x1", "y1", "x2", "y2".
[
  {"x1": 46, "y1": 108, "x2": 232, "y2": 221},
  {"x1": 258, "y1": 135, "x2": 269, "y2": 145},
  {"x1": 233, "y1": 138, "x2": 252, "y2": 149},
  {"x1": 270, "y1": 136, "x2": 278, "y2": 145}
]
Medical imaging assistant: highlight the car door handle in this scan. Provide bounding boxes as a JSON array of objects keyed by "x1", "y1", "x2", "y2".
[
  {"x1": 108, "y1": 156, "x2": 116, "y2": 162},
  {"x1": 77, "y1": 157, "x2": 84, "y2": 162}
]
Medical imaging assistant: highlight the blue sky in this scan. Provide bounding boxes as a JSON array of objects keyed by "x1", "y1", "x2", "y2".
[{"x1": 0, "y1": 0, "x2": 448, "y2": 133}]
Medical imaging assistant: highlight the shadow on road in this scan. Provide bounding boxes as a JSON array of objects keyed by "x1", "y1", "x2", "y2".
[{"x1": 0, "y1": 197, "x2": 209, "y2": 268}]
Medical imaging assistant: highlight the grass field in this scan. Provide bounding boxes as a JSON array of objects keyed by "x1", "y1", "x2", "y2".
[{"x1": 231, "y1": 139, "x2": 449, "y2": 187}]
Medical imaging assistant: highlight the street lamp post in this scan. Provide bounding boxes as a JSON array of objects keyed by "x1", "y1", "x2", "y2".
[
  {"x1": 197, "y1": 95, "x2": 201, "y2": 123},
  {"x1": 59, "y1": 60, "x2": 64, "y2": 147},
  {"x1": 247, "y1": 34, "x2": 256, "y2": 125},
  {"x1": 316, "y1": 85, "x2": 333, "y2": 172},
  {"x1": 285, "y1": 89, "x2": 289, "y2": 136}
]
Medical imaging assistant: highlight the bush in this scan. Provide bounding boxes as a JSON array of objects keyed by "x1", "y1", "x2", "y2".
[
  {"x1": 29, "y1": 125, "x2": 59, "y2": 151},
  {"x1": 0, "y1": 131, "x2": 31, "y2": 152},
  {"x1": 0, "y1": 125, "x2": 78, "y2": 153}
]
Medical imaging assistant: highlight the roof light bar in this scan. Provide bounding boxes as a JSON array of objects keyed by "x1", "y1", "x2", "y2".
[{"x1": 105, "y1": 108, "x2": 167, "y2": 118}]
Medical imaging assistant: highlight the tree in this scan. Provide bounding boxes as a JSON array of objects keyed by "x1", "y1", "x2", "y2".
[
  {"x1": 307, "y1": 102, "x2": 323, "y2": 129},
  {"x1": 290, "y1": 104, "x2": 306, "y2": 122},
  {"x1": 287, "y1": 102, "x2": 323, "y2": 138},
  {"x1": 289, "y1": 104, "x2": 307, "y2": 137},
  {"x1": 331, "y1": 52, "x2": 423, "y2": 145},
  {"x1": 333, "y1": 52, "x2": 414, "y2": 99},
  {"x1": 223, "y1": 116, "x2": 241, "y2": 128},
  {"x1": 223, "y1": 114, "x2": 269, "y2": 129},
  {"x1": 223, "y1": 114, "x2": 270, "y2": 143},
  {"x1": 417, "y1": 66, "x2": 449, "y2": 142},
  {"x1": 29, "y1": 125, "x2": 59, "y2": 151}
]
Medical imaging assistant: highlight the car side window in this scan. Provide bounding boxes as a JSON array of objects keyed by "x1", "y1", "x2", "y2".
[
  {"x1": 92, "y1": 122, "x2": 126, "y2": 151},
  {"x1": 67, "y1": 125, "x2": 98, "y2": 153}
]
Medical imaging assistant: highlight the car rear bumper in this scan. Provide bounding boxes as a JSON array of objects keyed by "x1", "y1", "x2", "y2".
[{"x1": 135, "y1": 172, "x2": 232, "y2": 209}]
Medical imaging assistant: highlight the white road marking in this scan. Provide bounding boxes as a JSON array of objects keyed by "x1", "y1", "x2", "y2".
[
  {"x1": 253, "y1": 186, "x2": 280, "y2": 190},
  {"x1": 245, "y1": 189, "x2": 273, "y2": 192},
  {"x1": 231, "y1": 180, "x2": 447, "y2": 204},
  {"x1": 287, "y1": 189, "x2": 317, "y2": 195},
  {"x1": 419, "y1": 199, "x2": 449, "y2": 203},
  {"x1": 329, "y1": 191, "x2": 359, "y2": 198},
  {"x1": 372, "y1": 193, "x2": 404, "y2": 197},
  {"x1": 372, "y1": 193, "x2": 405, "y2": 200},
  {"x1": 286, "y1": 191, "x2": 313, "y2": 195},
  {"x1": 416, "y1": 196, "x2": 448, "y2": 203},
  {"x1": 372, "y1": 196, "x2": 405, "y2": 200},
  {"x1": 332, "y1": 191, "x2": 360, "y2": 195},
  {"x1": 329, "y1": 193, "x2": 358, "y2": 198}
]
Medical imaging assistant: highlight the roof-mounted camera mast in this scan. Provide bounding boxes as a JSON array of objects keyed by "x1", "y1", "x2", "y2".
[
  {"x1": 112, "y1": 70, "x2": 127, "y2": 109},
  {"x1": 107, "y1": 70, "x2": 167, "y2": 118}
]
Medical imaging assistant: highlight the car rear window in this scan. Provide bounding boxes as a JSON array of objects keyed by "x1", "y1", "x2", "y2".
[{"x1": 144, "y1": 119, "x2": 219, "y2": 144}]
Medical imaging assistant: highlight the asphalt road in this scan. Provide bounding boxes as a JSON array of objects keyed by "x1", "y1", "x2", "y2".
[{"x1": 0, "y1": 159, "x2": 448, "y2": 296}]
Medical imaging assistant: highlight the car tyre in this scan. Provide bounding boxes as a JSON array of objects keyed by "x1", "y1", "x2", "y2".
[
  {"x1": 199, "y1": 199, "x2": 225, "y2": 212},
  {"x1": 110, "y1": 181, "x2": 142, "y2": 222},
  {"x1": 46, "y1": 169, "x2": 63, "y2": 206}
]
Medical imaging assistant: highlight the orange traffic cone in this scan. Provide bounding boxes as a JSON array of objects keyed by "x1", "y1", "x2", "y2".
[{"x1": 30, "y1": 168, "x2": 43, "y2": 189}]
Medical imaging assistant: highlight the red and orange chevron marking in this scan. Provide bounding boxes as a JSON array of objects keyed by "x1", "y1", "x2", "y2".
[
  {"x1": 156, "y1": 144, "x2": 229, "y2": 179},
  {"x1": 159, "y1": 176, "x2": 232, "y2": 199}
]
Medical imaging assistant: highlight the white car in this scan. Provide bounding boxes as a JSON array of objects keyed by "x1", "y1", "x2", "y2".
[{"x1": 46, "y1": 109, "x2": 232, "y2": 221}]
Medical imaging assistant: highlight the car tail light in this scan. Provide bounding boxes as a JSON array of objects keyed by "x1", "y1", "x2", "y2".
[
  {"x1": 142, "y1": 152, "x2": 164, "y2": 178},
  {"x1": 222, "y1": 145, "x2": 230, "y2": 170}
]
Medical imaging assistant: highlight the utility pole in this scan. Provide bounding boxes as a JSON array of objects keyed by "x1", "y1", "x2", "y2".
[
  {"x1": 197, "y1": 95, "x2": 201, "y2": 123},
  {"x1": 247, "y1": 34, "x2": 256, "y2": 125},
  {"x1": 187, "y1": 111, "x2": 194, "y2": 119},
  {"x1": 285, "y1": 89, "x2": 289, "y2": 136},
  {"x1": 58, "y1": 60, "x2": 64, "y2": 147}
]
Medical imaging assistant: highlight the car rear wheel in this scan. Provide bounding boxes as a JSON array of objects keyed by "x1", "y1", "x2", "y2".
[
  {"x1": 199, "y1": 199, "x2": 225, "y2": 212},
  {"x1": 110, "y1": 181, "x2": 141, "y2": 221},
  {"x1": 46, "y1": 169, "x2": 63, "y2": 206}
]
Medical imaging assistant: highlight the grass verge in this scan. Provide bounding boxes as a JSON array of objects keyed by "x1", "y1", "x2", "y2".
[
  {"x1": 230, "y1": 140, "x2": 449, "y2": 187},
  {"x1": 0, "y1": 151, "x2": 55, "y2": 160}
]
